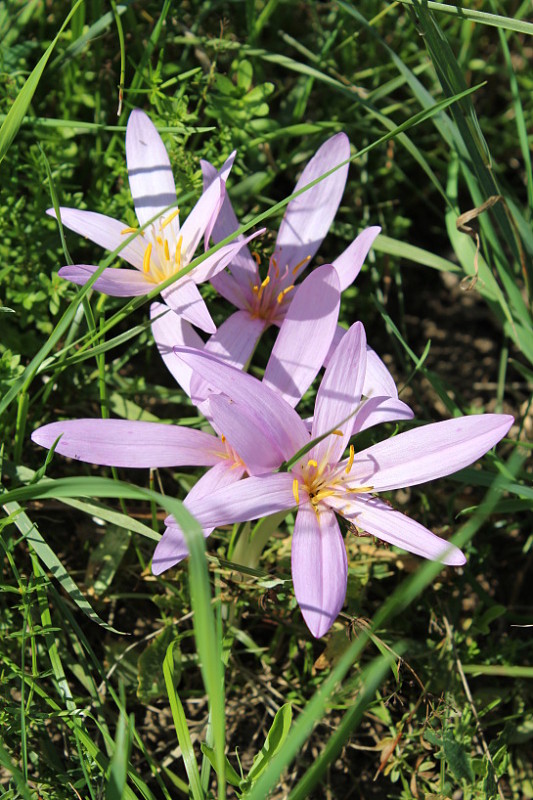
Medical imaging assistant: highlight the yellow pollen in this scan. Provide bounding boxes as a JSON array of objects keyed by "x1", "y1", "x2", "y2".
[
  {"x1": 332, "y1": 429, "x2": 344, "y2": 436},
  {"x1": 143, "y1": 243, "x2": 152, "y2": 273},
  {"x1": 261, "y1": 276, "x2": 270, "y2": 289},
  {"x1": 307, "y1": 459, "x2": 318, "y2": 468},
  {"x1": 292, "y1": 255, "x2": 311, "y2": 276},
  {"x1": 346, "y1": 485, "x2": 374, "y2": 494},
  {"x1": 221, "y1": 434, "x2": 226, "y2": 443},
  {"x1": 276, "y1": 284, "x2": 295, "y2": 304},
  {"x1": 271, "y1": 256, "x2": 279, "y2": 277},
  {"x1": 120, "y1": 226, "x2": 138, "y2": 235},
  {"x1": 164, "y1": 239, "x2": 170, "y2": 261},
  {"x1": 156, "y1": 235, "x2": 163, "y2": 246},
  {"x1": 345, "y1": 445, "x2": 355, "y2": 474},
  {"x1": 161, "y1": 208, "x2": 180, "y2": 228},
  {"x1": 292, "y1": 478, "x2": 300, "y2": 505}
]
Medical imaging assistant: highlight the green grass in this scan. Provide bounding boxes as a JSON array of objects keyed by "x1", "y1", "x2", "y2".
[{"x1": 1, "y1": 1, "x2": 531, "y2": 798}]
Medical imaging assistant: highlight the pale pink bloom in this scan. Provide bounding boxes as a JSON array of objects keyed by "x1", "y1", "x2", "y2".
[
  {"x1": 153, "y1": 325, "x2": 513, "y2": 637},
  {"x1": 49, "y1": 110, "x2": 261, "y2": 333},
  {"x1": 200, "y1": 133, "x2": 381, "y2": 362}
]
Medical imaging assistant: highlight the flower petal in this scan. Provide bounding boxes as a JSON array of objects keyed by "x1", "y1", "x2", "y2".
[
  {"x1": 179, "y1": 177, "x2": 223, "y2": 259},
  {"x1": 364, "y1": 347, "x2": 399, "y2": 399},
  {"x1": 47, "y1": 208, "x2": 146, "y2": 269},
  {"x1": 276, "y1": 133, "x2": 350, "y2": 280},
  {"x1": 203, "y1": 151, "x2": 236, "y2": 245},
  {"x1": 263, "y1": 265, "x2": 341, "y2": 408},
  {"x1": 311, "y1": 321, "x2": 367, "y2": 465},
  {"x1": 150, "y1": 302, "x2": 204, "y2": 396},
  {"x1": 207, "y1": 394, "x2": 285, "y2": 474},
  {"x1": 351, "y1": 396, "x2": 414, "y2": 435},
  {"x1": 346, "y1": 414, "x2": 514, "y2": 492},
  {"x1": 161, "y1": 280, "x2": 216, "y2": 333},
  {"x1": 175, "y1": 347, "x2": 310, "y2": 461},
  {"x1": 332, "y1": 226, "x2": 381, "y2": 291},
  {"x1": 201, "y1": 157, "x2": 259, "y2": 289},
  {"x1": 204, "y1": 310, "x2": 266, "y2": 372},
  {"x1": 342, "y1": 495, "x2": 466, "y2": 565},
  {"x1": 178, "y1": 473, "x2": 295, "y2": 530},
  {"x1": 58, "y1": 265, "x2": 151, "y2": 296},
  {"x1": 126, "y1": 109, "x2": 177, "y2": 227},
  {"x1": 152, "y1": 461, "x2": 245, "y2": 575},
  {"x1": 291, "y1": 502, "x2": 347, "y2": 637},
  {"x1": 31, "y1": 419, "x2": 225, "y2": 468},
  {"x1": 191, "y1": 230, "x2": 265, "y2": 285}
]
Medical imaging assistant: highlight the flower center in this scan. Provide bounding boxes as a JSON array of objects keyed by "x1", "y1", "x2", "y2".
[
  {"x1": 291, "y1": 446, "x2": 373, "y2": 515},
  {"x1": 248, "y1": 252, "x2": 311, "y2": 322},
  {"x1": 121, "y1": 208, "x2": 186, "y2": 285}
]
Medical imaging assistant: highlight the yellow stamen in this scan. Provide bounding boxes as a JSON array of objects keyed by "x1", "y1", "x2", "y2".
[
  {"x1": 276, "y1": 284, "x2": 295, "y2": 304},
  {"x1": 257, "y1": 275, "x2": 270, "y2": 301},
  {"x1": 175, "y1": 235, "x2": 183, "y2": 267},
  {"x1": 251, "y1": 251, "x2": 261, "y2": 266},
  {"x1": 161, "y1": 208, "x2": 180, "y2": 228},
  {"x1": 120, "y1": 226, "x2": 138, "y2": 235},
  {"x1": 221, "y1": 434, "x2": 226, "y2": 443},
  {"x1": 346, "y1": 485, "x2": 373, "y2": 494},
  {"x1": 292, "y1": 478, "x2": 300, "y2": 505},
  {"x1": 271, "y1": 256, "x2": 279, "y2": 277},
  {"x1": 292, "y1": 255, "x2": 311, "y2": 276},
  {"x1": 143, "y1": 243, "x2": 152, "y2": 274},
  {"x1": 345, "y1": 445, "x2": 354, "y2": 474},
  {"x1": 164, "y1": 239, "x2": 170, "y2": 261},
  {"x1": 307, "y1": 459, "x2": 318, "y2": 468},
  {"x1": 332, "y1": 429, "x2": 344, "y2": 436}
]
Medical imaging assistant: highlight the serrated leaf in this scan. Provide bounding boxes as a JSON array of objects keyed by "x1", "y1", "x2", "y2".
[{"x1": 442, "y1": 733, "x2": 474, "y2": 782}]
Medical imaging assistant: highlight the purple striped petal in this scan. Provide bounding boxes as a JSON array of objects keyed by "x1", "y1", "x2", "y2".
[
  {"x1": 263, "y1": 265, "x2": 341, "y2": 408},
  {"x1": 201, "y1": 158, "x2": 258, "y2": 289},
  {"x1": 203, "y1": 151, "x2": 236, "y2": 245},
  {"x1": 126, "y1": 109, "x2": 177, "y2": 227},
  {"x1": 346, "y1": 414, "x2": 514, "y2": 492},
  {"x1": 161, "y1": 280, "x2": 216, "y2": 333},
  {"x1": 47, "y1": 208, "x2": 146, "y2": 269},
  {"x1": 175, "y1": 348, "x2": 310, "y2": 461},
  {"x1": 150, "y1": 302, "x2": 204, "y2": 396},
  {"x1": 311, "y1": 321, "x2": 367, "y2": 466},
  {"x1": 211, "y1": 269, "x2": 252, "y2": 308},
  {"x1": 341, "y1": 495, "x2": 466, "y2": 565},
  {"x1": 276, "y1": 133, "x2": 350, "y2": 279},
  {"x1": 351, "y1": 396, "x2": 414, "y2": 436},
  {"x1": 291, "y1": 502, "x2": 347, "y2": 637},
  {"x1": 58, "y1": 265, "x2": 151, "y2": 296},
  {"x1": 152, "y1": 461, "x2": 245, "y2": 575},
  {"x1": 206, "y1": 394, "x2": 285, "y2": 474},
  {"x1": 31, "y1": 419, "x2": 225, "y2": 468},
  {"x1": 332, "y1": 226, "x2": 381, "y2": 291},
  {"x1": 364, "y1": 347, "x2": 399, "y2": 399}
]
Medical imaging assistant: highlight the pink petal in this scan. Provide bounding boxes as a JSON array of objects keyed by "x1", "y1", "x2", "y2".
[
  {"x1": 152, "y1": 461, "x2": 245, "y2": 575},
  {"x1": 342, "y1": 495, "x2": 466, "y2": 565},
  {"x1": 179, "y1": 177, "x2": 223, "y2": 259},
  {"x1": 178, "y1": 472, "x2": 295, "y2": 530},
  {"x1": 364, "y1": 347, "x2": 399, "y2": 399},
  {"x1": 201, "y1": 158, "x2": 258, "y2": 290},
  {"x1": 204, "y1": 310, "x2": 266, "y2": 372},
  {"x1": 126, "y1": 109, "x2": 177, "y2": 227},
  {"x1": 332, "y1": 226, "x2": 381, "y2": 291},
  {"x1": 311, "y1": 321, "x2": 367, "y2": 466},
  {"x1": 161, "y1": 280, "x2": 216, "y2": 333},
  {"x1": 150, "y1": 302, "x2": 204, "y2": 396},
  {"x1": 346, "y1": 414, "x2": 514, "y2": 492},
  {"x1": 352, "y1": 396, "x2": 414, "y2": 436},
  {"x1": 47, "y1": 208, "x2": 146, "y2": 269},
  {"x1": 206, "y1": 394, "x2": 285, "y2": 475},
  {"x1": 263, "y1": 265, "x2": 340, "y2": 408},
  {"x1": 211, "y1": 269, "x2": 251, "y2": 308},
  {"x1": 276, "y1": 133, "x2": 350, "y2": 279},
  {"x1": 191, "y1": 230, "x2": 265, "y2": 285},
  {"x1": 31, "y1": 419, "x2": 225, "y2": 468},
  {"x1": 291, "y1": 502, "x2": 347, "y2": 637},
  {"x1": 175, "y1": 348, "x2": 310, "y2": 461},
  {"x1": 58, "y1": 265, "x2": 151, "y2": 296}
]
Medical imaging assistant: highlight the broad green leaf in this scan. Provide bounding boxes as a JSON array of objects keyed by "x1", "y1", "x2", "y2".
[
  {"x1": 247, "y1": 704, "x2": 292, "y2": 783},
  {"x1": 200, "y1": 744, "x2": 242, "y2": 789}
]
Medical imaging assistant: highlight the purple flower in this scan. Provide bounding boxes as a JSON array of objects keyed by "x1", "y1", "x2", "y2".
[
  {"x1": 48, "y1": 110, "x2": 261, "y2": 333},
  {"x1": 200, "y1": 133, "x2": 382, "y2": 362},
  {"x1": 152, "y1": 324, "x2": 513, "y2": 637}
]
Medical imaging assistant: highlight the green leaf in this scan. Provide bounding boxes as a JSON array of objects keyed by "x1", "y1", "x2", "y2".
[
  {"x1": 106, "y1": 707, "x2": 134, "y2": 800},
  {"x1": 138, "y1": 628, "x2": 181, "y2": 704},
  {"x1": 442, "y1": 732, "x2": 475, "y2": 783},
  {"x1": 0, "y1": 0, "x2": 85, "y2": 165},
  {"x1": 86, "y1": 526, "x2": 131, "y2": 598},
  {"x1": 200, "y1": 744, "x2": 242, "y2": 789},
  {"x1": 247, "y1": 704, "x2": 292, "y2": 783}
]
